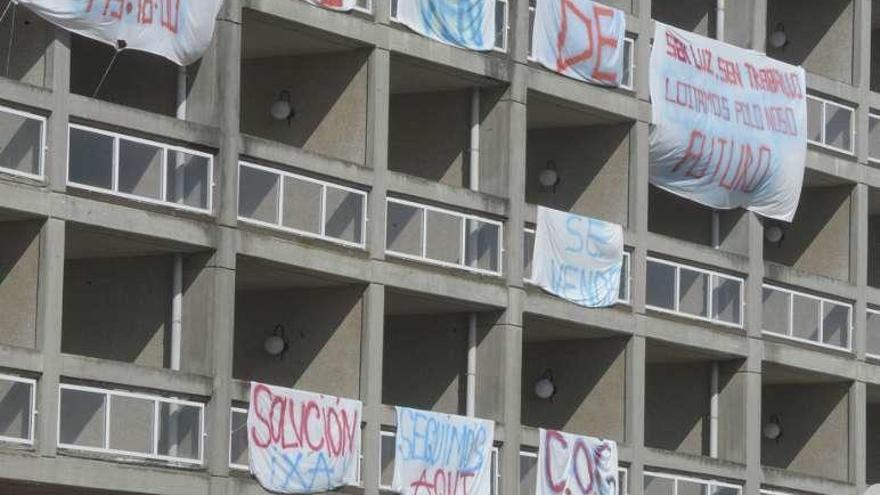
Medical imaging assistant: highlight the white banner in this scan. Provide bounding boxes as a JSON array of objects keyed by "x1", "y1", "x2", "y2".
[
  {"x1": 532, "y1": 206, "x2": 623, "y2": 308},
  {"x1": 393, "y1": 407, "x2": 495, "y2": 495},
  {"x1": 248, "y1": 383, "x2": 362, "y2": 494},
  {"x1": 301, "y1": 0, "x2": 357, "y2": 11},
  {"x1": 17, "y1": 0, "x2": 222, "y2": 66},
  {"x1": 396, "y1": 0, "x2": 496, "y2": 51},
  {"x1": 649, "y1": 22, "x2": 807, "y2": 221},
  {"x1": 537, "y1": 429, "x2": 619, "y2": 495},
  {"x1": 531, "y1": 0, "x2": 625, "y2": 86}
]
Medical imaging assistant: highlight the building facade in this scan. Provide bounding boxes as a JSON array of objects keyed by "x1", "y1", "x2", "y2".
[{"x1": 0, "y1": 0, "x2": 877, "y2": 494}]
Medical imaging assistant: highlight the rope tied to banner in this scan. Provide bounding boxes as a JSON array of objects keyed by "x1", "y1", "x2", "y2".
[{"x1": 93, "y1": 39, "x2": 127, "y2": 98}]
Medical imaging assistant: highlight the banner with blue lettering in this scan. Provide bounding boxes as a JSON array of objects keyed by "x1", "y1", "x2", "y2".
[
  {"x1": 395, "y1": 0, "x2": 496, "y2": 51},
  {"x1": 393, "y1": 407, "x2": 495, "y2": 495},
  {"x1": 248, "y1": 382, "x2": 362, "y2": 494},
  {"x1": 531, "y1": 0, "x2": 626, "y2": 86},
  {"x1": 537, "y1": 429, "x2": 619, "y2": 495},
  {"x1": 532, "y1": 206, "x2": 623, "y2": 308},
  {"x1": 649, "y1": 22, "x2": 807, "y2": 221}
]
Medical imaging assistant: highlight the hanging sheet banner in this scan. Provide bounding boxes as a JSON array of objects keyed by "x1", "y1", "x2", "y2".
[
  {"x1": 393, "y1": 407, "x2": 495, "y2": 495},
  {"x1": 649, "y1": 22, "x2": 807, "y2": 221},
  {"x1": 532, "y1": 206, "x2": 623, "y2": 308},
  {"x1": 395, "y1": 0, "x2": 496, "y2": 51},
  {"x1": 301, "y1": 0, "x2": 357, "y2": 12},
  {"x1": 16, "y1": 0, "x2": 223, "y2": 66},
  {"x1": 537, "y1": 429, "x2": 619, "y2": 495},
  {"x1": 247, "y1": 382, "x2": 362, "y2": 494},
  {"x1": 531, "y1": 0, "x2": 625, "y2": 86}
]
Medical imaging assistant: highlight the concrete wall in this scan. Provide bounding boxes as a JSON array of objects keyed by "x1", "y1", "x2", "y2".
[
  {"x1": 869, "y1": 216, "x2": 880, "y2": 288},
  {"x1": 521, "y1": 338, "x2": 627, "y2": 441},
  {"x1": 762, "y1": 382, "x2": 850, "y2": 481},
  {"x1": 0, "y1": 1, "x2": 51, "y2": 88},
  {"x1": 179, "y1": 253, "x2": 214, "y2": 375},
  {"x1": 383, "y1": 313, "x2": 467, "y2": 414},
  {"x1": 645, "y1": 361, "x2": 710, "y2": 455},
  {"x1": 477, "y1": 88, "x2": 509, "y2": 198},
  {"x1": 649, "y1": 186, "x2": 713, "y2": 246},
  {"x1": 764, "y1": 186, "x2": 852, "y2": 281},
  {"x1": 652, "y1": 0, "x2": 714, "y2": 36},
  {"x1": 240, "y1": 50, "x2": 369, "y2": 166},
  {"x1": 767, "y1": 0, "x2": 854, "y2": 84},
  {"x1": 717, "y1": 362, "x2": 747, "y2": 463},
  {"x1": 0, "y1": 220, "x2": 40, "y2": 349},
  {"x1": 526, "y1": 125, "x2": 630, "y2": 227},
  {"x1": 233, "y1": 285, "x2": 363, "y2": 400},
  {"x1": 389, "y1": 90, "x2": 469, "y2": 187},
  {"x1": 62, "y1": 255, "x2": 171, "y2": 367}
]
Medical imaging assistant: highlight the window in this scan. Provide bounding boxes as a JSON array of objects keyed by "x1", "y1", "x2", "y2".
[
  {"x1": 620, "y1": 37, "x2": 635, "y2": 91},
  {"x1": 646, "y1": 258, "x2": 744, "y2": 327},
  {"x1": 67, "y1": 125, "x2": 213, "y2": 212},
  {"x1": 238, "y1": 162, "x2": 367, "y2": 248},
  {"x1": 869, "y1": 113, "x2": 880, "y2": 162},
  {"x1": 0, "y1": 374, "x2": 36, "y2": 444},
  {"x1": 807, "y1": 95, "x2": 855, "y2": 154},
  {"x1": 386, "y1": 198, "x2": 503, "y2": 275},
  {"x1": 761, "y1": 284, "x2": 852, "y2": 351},
  {"x1": 0, "y1": 105, "x2": 45, "y2": 180},
  {"x1": 229, "y1": 407, "x2": 249, "y2": 470},
  {"x1": 58, "y1": 384, "x2": 204, "y2": 464},
  {"x1": 354, "y1": 0, "x2": 371, "y2": 13},
  {"x1": 868, "y1": 308, "x2": 880, "y2": 359},
  {"x1": 390, "y1": 0, "x2": 509, "y2": 51},
  {"x1": 644, "y1": 471, "x2": 741, "y2": 495}
]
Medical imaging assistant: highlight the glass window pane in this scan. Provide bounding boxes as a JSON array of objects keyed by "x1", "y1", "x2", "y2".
[
  {"x1": 868, "y1": 311, "x2": 880, "y2": 356},
  {"x1": 644, "y1": 475, "x2": 675, "y2": 495},
  {"x1": 325, "y1": 187, "x2": 364, "y2": 244},
  {"x1": 387, "y1": 202, "x2": 424, "y2": 256},
  {"x1": 69, "y1": 128, "x2": 114, "y2": 189},
  {"x1": 157, "y1": 402, "x2": 201, "y2": 460},
  {"x1": 524, "y1": 230, "x2": 536, "y2": 280},
  {"x1": 0, "y1": 379, "x2": 32, "y2": 440},
  {"x1": 679, "y1": 480, "x2": 709, "y2": 495},
  {"x1": 622, "y1": 39, "x2": 633, "y2": 88},
  {"x1": 0, "y1": 111, "x2": 41, "y2": 176},
  {"x1": 426, "y1": 210, "x2": 463, "y2": 265},
  {"x1": 118, "y1": 139, "x2": 163, "y2": 200},
  {"x1": 679, "y1": 268, "x2": 709, "y2": 317},
  {"x1": 238, "y1": 166, "x2": 280, "y2": 224},
  {"x1": 109, "y1": 395, "x2": 154, "y2": 454},
  {"x1": 59, "y1": 388, "x2": 106, "y2": 448},
  {"x1": 762, "y1": 287, "x2": 791, "y2": 335},
  {"x1": 527, "y1": 1, "x2": 536, "y2": 57},
  {"x1": 807, "y1": 98, "x2": 822, "y2": 142},
  {"x1": 825, "y1": 104, "x2": 853, "y2": 151},
  {"x1": 391, "y1": 0, "x2": 398, "y2": 17},
  {"x1": 230, "y1": 409, "x2": 249, "y2": 467},
  {"x1": 712, "y1": 486, "x2": 741, "y2": 495},
  {"x1": 792, "y1": 294, "x2": 820, "y2": 342},
  {"x1": 713, "y1": 276, "x2": 742, "y2": 325},
  {"x1": 520, "y1": 454, "x2": 537, "y2": 495},
  {"x1": 380, "y1": 433, "x2": 395, "y2": 488},
  {"x1": 822, "y1": 302, "x2": 849, "y2": 348},
  {"x1": 494, "y1": 0, "x2": 506, "y2": 49},
  {"x1": 618, "y1": 254, "x2": 630, "y2": 302},
  {"x1": 465, "y1": 219, "x2": 500, "y2": 272},
  {"x1": 167, "y1": 151, "x2": 209, "y2": 209},
  {"x1": 281, "y1": 176, "x2": 322, "y2": 235},
  {"x1": 870, "y1": 116, "x2": 880, "y2": 161},
  {"x1": 646, "y1": 261, "x2": 676, "y2": 310}
]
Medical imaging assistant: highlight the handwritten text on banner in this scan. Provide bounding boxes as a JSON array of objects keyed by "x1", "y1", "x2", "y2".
[
  {"x1": 532, "y1": 206, "x2": 623, "y2": 308},
  {"x1": 537, "y1": 429, "x2": 619, "y2": 495},
  {"x1": 248, "y1": 383, "x2": 362, "y2": 494},
  {"x1": 393, "y1": 407, "x2": 495, "y2": 495},
  {"x1": 532, "y1": 0, "x2": 626, "y2": 86},
  {"x1": 649, "y1": 22, "x2": 807, "y2": 221},
  {"x1": 396, "y1": 0, "x2": 496, "y2": 51}
]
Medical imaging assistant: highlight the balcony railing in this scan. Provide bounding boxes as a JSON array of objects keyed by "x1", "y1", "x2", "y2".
[
  {"x1": 390, "y1": 0, "x2": 510, "y2": 52},
  {"x1": 386, "y1": 197, "x2": 503, "y2": 275},
  {"x1": 519, "y1": 450, "x2": 629, "y2": 495},
  {"x1": 67, "y1": 124, "x2": 213, "y2": 213},
  {"x1": 58, "y1": 383, "x2": 204, "y2": 464},
  {"x1": 0, "y1": 105, "x2": 44, "y2": 180},
  {"x1": 238, "y1": 161, "x2": 368, "y2": 248},
  {"x1": 644, "y1": 471, "x2": 742, "y2": 495},
  {"x1": 646, "y1": 257, "x2": 744, "y2": 328},
  {"x1": 762, "y1": 284, "x2": 852, "y2": 351},
  {"x1": 0, "y1": 373, "x2": 36, "y2": 445},
  {"x1": 807, "y1": 95, "x2": 854, "y2": 155}
]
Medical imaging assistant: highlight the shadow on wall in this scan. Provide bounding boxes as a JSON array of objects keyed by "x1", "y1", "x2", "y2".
[
  {"x1": 867, "y1": 402, "x2": 880, "y2": 484},
  {"x1": 0, "y1": 220, "x2": 40, "y2": 349},
  {"x1": 648, "y1": 186, "x2": 714, "y2": 246},
  {"x1": 0, "y1": 1, "x2": 51, "y2": 86},
  {"x1": 645, "y1": 361, "x2": 715, "y2": 455},
  {"x1": 651, "y1": 0, "x2": 715, "y2": 36}
]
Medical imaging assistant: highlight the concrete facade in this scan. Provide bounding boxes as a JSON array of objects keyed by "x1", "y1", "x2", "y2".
[{"x1": 0, "y1": 0, "x2": 878, "y2": 495}]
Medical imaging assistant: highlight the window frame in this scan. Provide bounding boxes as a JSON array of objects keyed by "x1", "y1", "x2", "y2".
[
  {"x1": 620, "y1": 36, "x2": 636, "y2": 91},
  {"x1": 867, "y1": 307, "x2": 880, "y2": 360},
  {"x1": 868, "y1": 111, "x2": 880, "y2": 163},
  {"x1": 0, "y1": 104, "x2": 46, "y2": 181},
  {"x1": 807, "y1": 94, "x2": 855, "y2": 155},
  {"x1": 0, "y1": 373, "x2": 37, "y2": 445},
  {"x1": 353, "y1": 0, "x2": 372, "y2": 14},
  {"x1": 643, "y1": 470, "x2": 742, "y2": 495},
  {"x1": 761, "y1": 283, "x2": 853, "y2": 352},
  {"x1": 229, "y1": 406, "x2": 249, "y2": 471},
  {"x1": 646, "y1": 257, "x2": 745, "y2": 328}
]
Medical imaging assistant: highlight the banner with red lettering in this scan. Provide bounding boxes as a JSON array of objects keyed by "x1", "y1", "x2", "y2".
[
  {"x1": 537, "y1": 429, "x2": 619, "y2": 495},
  {"x1": 17, "y1": 0, "x2": 223, "y2": 66},
  {"x1": 248, "y1": 383, "x2": 362, "y2": 494},
  {"x1": 393, "y1": 407, "x2": 495, "y2": 495},
  {"x1": 531, "y1": 0, "x2": 625, "y2": 86},
  {"x1": 301, "y1": 0, "x2": 357, "y2": 11},
  {"x1": 649, "y1": 23, "x2": 807, "y2": 221}
]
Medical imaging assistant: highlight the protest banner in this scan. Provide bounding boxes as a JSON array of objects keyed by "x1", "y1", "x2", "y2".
[
  {"x1": 396, "y1": 0, "x2": 496, "y2": 51},
  {"x1": 537, "y1": 428, "x2": 619, "y2": 495},
  {"x1": 301, "y1": 0, "x2": 358, "y2": 11}
]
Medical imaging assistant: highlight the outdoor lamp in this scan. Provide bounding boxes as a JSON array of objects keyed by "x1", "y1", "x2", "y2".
[
  {"x1": 539, "y1": 160, "x2": 560, "y2": 190},
  {"x1": 763, "y1": 414, "x2": 782, "y2": 441},
  {"x1": 764, "y1": 223, "x2": 785, "y2": 245},
  {"x1": 769, "y1": 23, "x2": 788, "y2": 49},
  {"x1": 270, "y1": 90, "x2": 294, "y2": 124},
  {"x1": 534, "y1": 369, "x2": 556, "y2": 400},
  {"x1": 264, "y1": 324, "x2": 289, "y2": 358}
]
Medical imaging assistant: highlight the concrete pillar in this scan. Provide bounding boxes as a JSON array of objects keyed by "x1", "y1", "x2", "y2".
[
  {"x1": 45, "y1": 28, "x2": 70, "y2": 192},
  {"x1": 750, "y1": 0, "x2": 768, "y2": 52},
  {"x1": 625, "y1": 334, "x2": 646, "y2": 495},
  {"x1": 215, "y1": 1, "x2": 242, "y2": 227},
  {"x1": 853, "y1": 184, "x2": 869, "y2": 360},
  {"x1": 629, "y1": 122, "x2": 650, "y2": 314},
  {"x1": 360, "y1": 283, "x2": 385, "y2": 495},
  {"x1": 742, "y1": 341, "x2": 764, "y2": 495},
  {"x1": 366, "y1": 47, "x2": 390, "y2": 260},
  {"x1": 852, "y1": 380, "x2": 867, "y2": 492},
  {"x1": 35, "y1": 217, "x2": 65, "y2": 457}
]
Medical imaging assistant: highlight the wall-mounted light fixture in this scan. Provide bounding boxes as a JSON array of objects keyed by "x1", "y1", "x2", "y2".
[
  {"x1": 539, "y1": 160, "x2": 560, "y2": 192},
  {"x1": 270, "y1": 90, "x2": 294, "y2": 125},
  {"x1": 264, "y1": 324, "x2": 289, "y2": 358},
  {"x1": 769, "y1": 22, "x2": 788, "y2": 49},
  {"x1": 534, "y1": 369, "x2": 556, "y2": 400},
  {"x1": 764, "y1": 221, "x2": 786, "y2": 247},
  {"x1": 763, "y1": 413, "x2": 783, "y2": 442}
]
